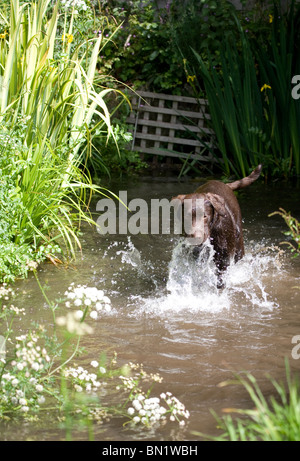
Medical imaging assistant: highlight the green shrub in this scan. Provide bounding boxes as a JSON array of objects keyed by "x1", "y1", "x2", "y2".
[{"x1": 0, "y1": 0, "x2": 127, "y2": 281}]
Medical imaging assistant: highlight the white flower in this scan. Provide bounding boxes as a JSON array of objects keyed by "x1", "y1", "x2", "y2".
[
  {"x1": 132, "y1": 400, "x2": 142, "y2": 411},
  {"x1": 91, "y1": 360, "x2": 99, "y2": 368},
  {"x1": 35, "y1": 384, "x2": 43, "y2": 392},
  {"x1": 127, "y1": 407, "x2": 135, "y2": 416},
  {"x1": 95, "y1": 302, "x2": 102, "y2": 311},
  {"x1": 74, "y1": 310, "x2": 83, "y2": 320},
  {"x1": 90, "y1": 310, "x2": 98, "y2": 320},
  {"x1": 19, "y1": 398, "x2": 27, "y2": 406},
  {"x1": 2, "y1": 373, "x2": 12, "y2": 381},
  {"x1": 96, "y1": 290, "x2": 104, "y2": 299},
  {"x1": 99, "y1": 367, "x2": 106, "y2": 374},
  {"x1": 21, "y1": 406, "x2": 29, "y2": 412},
  {"x1": 37, "y1": 396, "x2": 45, "y2": 404}
]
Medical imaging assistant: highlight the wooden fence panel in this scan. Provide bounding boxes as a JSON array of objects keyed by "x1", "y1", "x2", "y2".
[{"x1": 126, "y1": 91, "x2": 215, "y2": 163}]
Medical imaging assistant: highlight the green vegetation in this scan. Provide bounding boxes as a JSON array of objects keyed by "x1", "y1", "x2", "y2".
[
  {"x1": 0, "y1": 280, "x2": 189, "y2": 440},
  {"x1": 0, "y1": 0, "x2": 299, "y2": 442},
  {"x1": 189, "y1": 1, "x2": 300, "y2": 178},
  {"x1": 0, "y1": 0, "x2": 129, "y2": 282},
  {"x1": 197, "y1": 362, "x2": 300, "y2": 441},
  {"x1": 269, "y1": 208, "x2": 300, "y2": 257},
  {"x1": 88, "y1": 0, "x2": 300, "y2": 179}
]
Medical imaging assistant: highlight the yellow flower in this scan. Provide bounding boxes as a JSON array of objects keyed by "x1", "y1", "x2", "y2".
[
  {"x1": 62, "y1": 33, "x2": 74, "y2": 44},
  {"x1": 0, "y1": 31, "x2": 7, "y2": 39},
  {"x1": 261, "y1": 84, "x2": 271, "y2": 92},
  {"x1": 187, "y1": 75, "x2": 196, "y2": 83},
  {"x1": 269, "y1": 14, "x2": 273, "y2": 23}
]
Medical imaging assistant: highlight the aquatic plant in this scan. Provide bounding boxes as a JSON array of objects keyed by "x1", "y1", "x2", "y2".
[
  {"x1": 269, "y1": 208, "x2": 300, "y2": 257},
  {"x1": 196, "y1": 361, "x2": 300, "y2": 441},
  {"x1": 0, "y1": 278, "x2": 189, "y2": 439},
  {"x1": 191, "y1": 1, "x2": 300, "y2": 178}
]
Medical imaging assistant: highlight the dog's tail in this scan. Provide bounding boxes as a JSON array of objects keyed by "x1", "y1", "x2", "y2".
[{"x1": 227, "y1": 164, "x2": 262, "y2": 191}]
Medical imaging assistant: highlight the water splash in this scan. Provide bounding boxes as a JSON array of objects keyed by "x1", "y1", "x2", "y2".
[
  {"x1": 116, "y1": 237, "x2": 142, "y2": 268},
  {"x1": 135, "y1": 239, "x2": 280, "y2": 318}
]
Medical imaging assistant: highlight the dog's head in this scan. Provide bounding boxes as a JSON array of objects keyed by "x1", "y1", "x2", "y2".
[{"x1": 171, "y1": 192, "x2": 226, "y2": 245}]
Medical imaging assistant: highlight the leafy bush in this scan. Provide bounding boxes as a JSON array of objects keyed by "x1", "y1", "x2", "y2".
[
  {"x1": 0, "y1": 0, "x2": 127, "y2": 281},
  {"x1": 95, "y1": 0, "x2": 247, "y2": 94}
]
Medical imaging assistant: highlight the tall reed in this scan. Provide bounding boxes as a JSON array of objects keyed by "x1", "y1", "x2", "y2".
[
  {"x1": 255, "y1": 0, "x2": 300, "y2": 176},
  {"x1": 193, "y1": 24, "x2": 265, "y2": 178},
  {"x1": 192, "y1": 2, "x2": 300, "y2": 178},
  {"x1": 0, "y1": 0, "x2": 126, "y2": 276}
]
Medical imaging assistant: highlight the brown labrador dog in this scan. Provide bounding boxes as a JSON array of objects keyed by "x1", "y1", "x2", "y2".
[{"x1": 172, "y1": 165, "x2": 262, "y2": 288}]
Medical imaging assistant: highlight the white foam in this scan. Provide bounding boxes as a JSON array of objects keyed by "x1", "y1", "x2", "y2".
[{"x1": 133, "y1": 240, "x2": 280, "y2": 318}]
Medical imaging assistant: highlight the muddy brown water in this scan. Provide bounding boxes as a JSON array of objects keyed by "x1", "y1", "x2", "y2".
[{"x1": 1, "y1": 175, "x2": 300, "y2": 441}]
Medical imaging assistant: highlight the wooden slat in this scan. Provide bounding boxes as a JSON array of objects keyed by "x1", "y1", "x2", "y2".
[
  {"x1": 137, "y1": 90, "x2": 208, "y2": 105},
  {"x1": 134, "y1": 132, "x2": 205, "y2": 147},
  {"x1": 131, "y1": 104, "x2": 209, "y2": 120},
  {"x1": 131, "y1": 146, "x2": 215, "y2": 160},
  {"x1": 126, "y1": 117, "x2": 213, "y2": 134}
]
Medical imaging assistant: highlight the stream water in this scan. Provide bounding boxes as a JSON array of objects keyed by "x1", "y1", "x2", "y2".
[{"x1": 1, "y1": 174, "x2": 300, "y2": 441}]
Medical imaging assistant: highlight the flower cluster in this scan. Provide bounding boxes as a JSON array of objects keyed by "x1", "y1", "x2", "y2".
[
  {"x1": 0, "y1": 332, "x2": 50, "y2": 415},
  {"x1": 119, "y1": 363, "x2": 189, "y2": 428},
  {"x1": 160, "y1": 392, "x2": 190, "y2": 424},
  {"x1": 0, "y1": 372, "x2": 46, "y2": 414},
  {"x1": 126, "y1": 392, "x2": 189, "y2": 428},
  {"x1": 14, "y1": 332, "x2": 51, "y2": 373},
  {"x1": 64, "y1": 284, "x2": 112, "y2": 320},
  {"x1": 60, "y1": 0, "x2": 88, "y2": 12},
  {"x1": 56, "y1": 311, "x2": 93, "y2": 335},
  {"x1": 0, "y1": 283, "x2": 14, "y2": 301},
  {"x1": 61, "y1": 33, "x2": 74, "y2": 44},
  {"x1": 63, "y1": 363, "x2": 102, "y2": 393}
]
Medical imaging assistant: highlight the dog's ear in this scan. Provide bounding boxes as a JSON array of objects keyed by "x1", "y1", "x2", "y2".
[{"x1": 205, "y1": 193, "x2": 226, "y2": 216}]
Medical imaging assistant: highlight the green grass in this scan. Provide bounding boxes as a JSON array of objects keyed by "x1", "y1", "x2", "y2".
[{"x1": 195, "y1": 361, "x2": 300, "y2": 441}]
